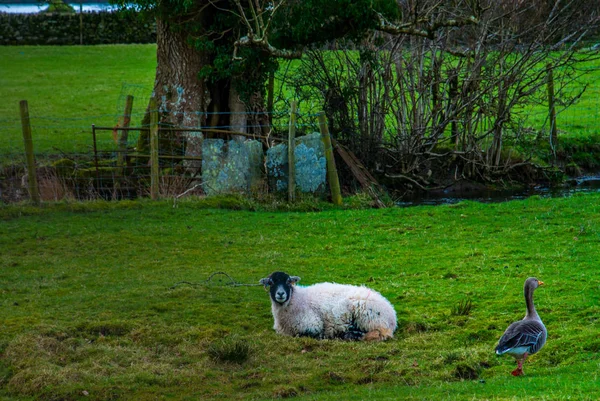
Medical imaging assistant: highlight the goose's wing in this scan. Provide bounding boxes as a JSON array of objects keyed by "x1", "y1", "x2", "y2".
[{"x1": 495, "y1": 319, "x2": 546, "y2": 355}]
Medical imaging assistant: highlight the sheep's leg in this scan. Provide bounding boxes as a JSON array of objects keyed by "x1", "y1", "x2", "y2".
[
  {"x1": 343, "y1": 329, "x2": 365, "y2": 341},
  {"x1": 363, "y1": 328, "x2": 393, "y2": 342},
  {"x1": 299, "y1": 330, "x2": 323, "y2": 339},
  {"x1": 363, "y1": 330, "x2": 383, "y2": 341},
  {"x1": 340, "y1": 320, "x2": 365, "y2": 341}
]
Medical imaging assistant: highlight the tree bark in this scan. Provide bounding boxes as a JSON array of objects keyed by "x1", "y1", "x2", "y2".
[
  {"x1": 137, "y1": 14, "x2": 269, "y2": 173},
  {"x1": 153, "y1": 19, "x2": 209, "y2": 127},
  {"x1": 156, "y1": 18, "x2": 211, "y2": 169},
  {"x1": 228, "y1": 85, "x2": 247, "y2": 142},
  {"x1": 137, "y1": 18, "x2": 215, "y2": 170}
]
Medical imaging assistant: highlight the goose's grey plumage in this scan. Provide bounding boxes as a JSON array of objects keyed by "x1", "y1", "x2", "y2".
[{"x1": 495, "y1": 277, "x2": 547, "y2": 376}]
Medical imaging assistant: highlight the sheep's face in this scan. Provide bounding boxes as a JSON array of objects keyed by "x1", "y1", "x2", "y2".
[{"x1": 259, "y1": 271, "x2": 300, "y2": 305}]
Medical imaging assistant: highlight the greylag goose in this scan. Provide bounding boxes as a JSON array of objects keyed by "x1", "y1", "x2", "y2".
[{"x1": 495, "y1": 277, "x2": 547, "y2": 376}]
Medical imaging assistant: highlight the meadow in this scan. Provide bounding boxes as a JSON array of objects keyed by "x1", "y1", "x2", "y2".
[
  {"x1": 1, "y1": 193, "x2": 600, "y2": 400},
  {"x1": 1, "y1": 45, "x2": 600, "y2": 160},
  {"x1": 1, "y1": 43, "x2": 600, "y2": 400},
  {"x1": 0, "y1": 45, "x2": 156, "y2": 158}
]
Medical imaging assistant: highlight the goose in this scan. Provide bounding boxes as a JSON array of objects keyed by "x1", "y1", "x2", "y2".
[{"x1": 495, "y1": 277, "x2": 547, "y2": 376}]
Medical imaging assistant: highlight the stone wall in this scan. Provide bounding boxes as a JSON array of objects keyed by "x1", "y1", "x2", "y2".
[
  {"x1": 266, "y1": 133, "x2": 327, "y2": 194},
  {"x1": 202, "y1": 139, "x2": 264, "y2": 196},
  {"x1": 202, "y1": 134, "x2": 327, "y2": 196},
  {"x1": 0, "y1": 11, "x2": 155, "y2": 45}
]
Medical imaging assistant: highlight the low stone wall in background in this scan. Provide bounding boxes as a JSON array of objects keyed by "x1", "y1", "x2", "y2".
[
  {"x1": 202, "y1": 134, "x2": 327, "y2": 197},
  {"x1": 202, "y1": 139, "x2": 264, "y2": 196},
  {"x1": 266, "y1": 133, "x2": 327, "y2": 194},
  {"x1": 0, "y1": 11, "x2": 155, "y2": 45}
]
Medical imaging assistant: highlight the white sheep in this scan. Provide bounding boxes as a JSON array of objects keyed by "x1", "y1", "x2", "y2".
[{"x1": 259, "y1": 271, "x2": 397, "y2": 341}]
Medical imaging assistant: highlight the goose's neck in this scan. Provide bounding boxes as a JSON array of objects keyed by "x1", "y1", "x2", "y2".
[{"x1": 524, "y1": 285, "x2": 539, "y2": 319}]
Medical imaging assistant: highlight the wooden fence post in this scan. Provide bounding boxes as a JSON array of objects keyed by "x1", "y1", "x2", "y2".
[
  {"x1": 267, "y1": 71, "x2": 275, "y2": 125},
  {"x1": 149, "y1": 98, "x2": 159, "y2": 200},
  {"x1": 19, "y1": 100, "x2": 40, "y2": 205},
  {"x1": 288, "y1": 101, "x2": 297, "y2": 202},
  {"x1": 79, "y1": 2, "x2": 83, "y2": 45},
  {"x1": 116, "y1": 95, "x2": 134, "y2": 187},
  {"x1": 547, "y1": 63, "x2": 557, "y2": 151},
  {"x1": 449, "y1": 74, "x2": 459, "y2": 149},
  {"x1": 318, "y1": 112, "x2": 342, "y2": 205}
]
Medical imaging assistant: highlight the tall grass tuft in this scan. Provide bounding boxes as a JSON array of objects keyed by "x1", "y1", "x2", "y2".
[
  {"x1": 453, "y1": 363, "x2": 481, "y2": 380},
  {"x1": 207, "y1": 335, "x2": 252, "y2": 364},
  {"x1": 451, "y1": 299, "x2": 473, "y2": 316}
]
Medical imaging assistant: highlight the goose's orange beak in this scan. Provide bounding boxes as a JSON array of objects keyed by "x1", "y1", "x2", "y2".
[{"x1": 538, "y1": 280, "x2": 544, "y2": 286}]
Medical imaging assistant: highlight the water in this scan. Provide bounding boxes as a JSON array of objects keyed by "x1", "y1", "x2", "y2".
[
  {"x1": 396, "y1": 176, "x2": 600, "y2": 207},
  {"x1": 0, "y1": 2, "x2": 119, "y2": 13}
]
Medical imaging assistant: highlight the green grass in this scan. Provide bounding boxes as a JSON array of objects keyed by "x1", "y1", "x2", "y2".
[
  {"x1": 0, "y1": 45, "x2": 156, "y2": 158},
  {"x1": 2, "y1": 45, "x2": 600, "y2": 161},
  {"x1": 521, "y1": 59, "x2": 600, "y2": 139},
  {"x1": 1, "y1": 193, "x2": 599, "y2": 400}
]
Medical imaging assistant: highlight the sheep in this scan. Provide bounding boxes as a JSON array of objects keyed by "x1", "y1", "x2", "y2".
[{"x1": 259, "y1": 271, "x2": 397, "y2": 341}]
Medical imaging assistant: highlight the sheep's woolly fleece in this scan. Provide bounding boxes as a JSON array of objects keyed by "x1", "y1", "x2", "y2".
[{"x1": 270, "y1": 281, "x2": 397, "y2": 340}]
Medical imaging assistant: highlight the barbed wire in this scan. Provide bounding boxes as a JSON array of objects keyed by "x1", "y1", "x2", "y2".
[{"x1": 169, "y1": 272, "x2": 263, "y2": 290}]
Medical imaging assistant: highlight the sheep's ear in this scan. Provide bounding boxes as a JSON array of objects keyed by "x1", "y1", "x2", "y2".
[
  {"x1": 259, "y1": 277, "x2": 271, "y2": 287},
  {"x1": 289, "y1": 276, "x2": 301, "y2": 285}
]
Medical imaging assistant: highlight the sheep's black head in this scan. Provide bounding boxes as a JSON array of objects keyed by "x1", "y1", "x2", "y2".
[{"x1": 259, "y1": 271, "x2": 300, "y2": 305}]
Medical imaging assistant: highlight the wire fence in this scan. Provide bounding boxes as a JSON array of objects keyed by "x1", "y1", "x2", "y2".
[
  {"x1": 522, "y1": 69, "x2": 600, "y2": 138},
  {"x1": 0, "y1": 94, "x2": 329, "y2": 204},
  {"x1": 2, "y1": 76, "x2": 600, "y2": 205}
]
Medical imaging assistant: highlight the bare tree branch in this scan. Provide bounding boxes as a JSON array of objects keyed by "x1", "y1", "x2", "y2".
[
  {"x1": 376, "y1": 11, "x2": 479, "y2": 39},
  {"x1": 234, "y1": 35, "x2": 303, "y2": 59},
  {"x1": 232, "y1": 0, "x2": 303, "y2": 59}
]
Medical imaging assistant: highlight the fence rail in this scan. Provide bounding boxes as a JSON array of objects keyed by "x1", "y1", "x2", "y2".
[{"x1": 1, "y1": 98, "x2": 346, "y2": 206}]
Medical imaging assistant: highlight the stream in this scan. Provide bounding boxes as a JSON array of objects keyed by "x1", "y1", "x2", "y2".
[{"x1": 396, "y1": 176, "x2": 600, "y2": 206}]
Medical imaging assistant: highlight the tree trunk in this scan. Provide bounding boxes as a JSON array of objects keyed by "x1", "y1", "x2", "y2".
[
  {"x1": 137, "y1": 15, "x2": 269, "y2": 176},
  {"x1": 228, "y1": 85, "x2": 247, "y2": 142},
  {"x1": 137, "y1": 18, "x2": 233, "y2": 170},
  {"x1": 156, "y1": 18, "x2": 211, "y2": 169}
]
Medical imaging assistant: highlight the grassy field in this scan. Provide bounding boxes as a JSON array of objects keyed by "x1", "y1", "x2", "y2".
[
  {"x1": 1, "y1": 193, "x2": 599, "y2": 400},
  {"x1": 0, "y1": 45, "x2": 156, "y2": 157},
  {"x1": 1, "y1": 45, "x2": 600, "y2": 160}
]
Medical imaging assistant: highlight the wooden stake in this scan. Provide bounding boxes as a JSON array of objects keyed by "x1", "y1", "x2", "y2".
[
  {"x1": 547, "y1": 63, "x2": 557, "y2": 150},
  {"x1": 318, "y1": 112, "x2": 342, "y2": 205},
  {"x1": 79, "y1": 2, "x2": 83, "y2": 45},
  {"x1": 449, "y1": 74, "x2": 459, "y2": 149},
  {"x1": 116, "y1": 95, "x2": 134, "y2": 187},
  {"x1": 267, "y1": 71, "x2": 275, "y2": 125},
  {"x1": 288, "y1": 101, "x2": 297, "y2": 202},
  {"x1": 149, "y1": 98, "x2": 159, "y2": 200},
  {"x1": 333, "y1": 138, "x2": 386, "y2": 208},
  {"x1": 92, "y1": 124, "x2": 100, "y2": 186},
  {"x1": 19, "y1": 100, "x2": 40, "y2": 205}
]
